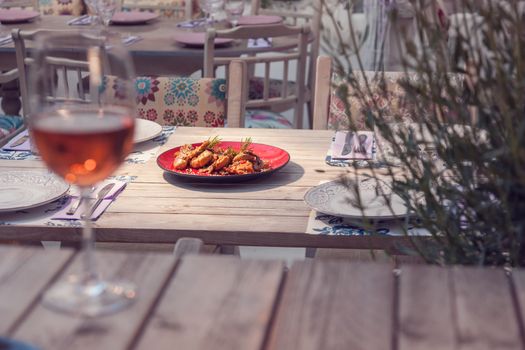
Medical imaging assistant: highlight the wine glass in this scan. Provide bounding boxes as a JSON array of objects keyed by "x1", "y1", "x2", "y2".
[
  {"x1": 28, "y1": 32, "x2": 137, "y2": 317},
  {"x1": 97, "y1": 0, "x2": 119, "y2": 28},
  {"x1": 225, "y1": 0, "x2": 244, "y2": 26},
  {"x1": 84, "y1": 0, "x2": 101, "y2": 26},
  {"x1": 208, "y1": 0, "x2": 225, "y2": 23},
  {"x1": 198, "y1": 0, "x2": 211, "y2": 26}
]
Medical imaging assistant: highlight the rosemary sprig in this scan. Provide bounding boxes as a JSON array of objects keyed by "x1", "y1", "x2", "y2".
[{"x1": 240, "y1": 137, "x2": 252, "y2": 152}]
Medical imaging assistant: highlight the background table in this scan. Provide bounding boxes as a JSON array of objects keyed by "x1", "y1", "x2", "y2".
[
  {"x1": 0, "y1": 15, "x2": 303, "y2": 75},
  {"x1": 0, "y1": 127, "x2": 415, "y2": 249},
  {"x1": 1, "y1": 245, "x2": 523, "y2": 350}
]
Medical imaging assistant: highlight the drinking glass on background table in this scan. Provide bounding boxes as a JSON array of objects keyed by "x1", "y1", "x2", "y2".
[
  {"x1": 84, "y1": 0, "x2": 101, "y2": 26},
  {"x1": 225, "y1": 0, "x2": 244, "y2": 26},
  {"x1": 97, "y1": 0, "x2": 119, "y2": 28},
  {"x1": 199, "y1": 0, "x2": 225, "y2": 25},
  {"x1": 29, "y1": 32, "x2": 137, "y2": 317}
]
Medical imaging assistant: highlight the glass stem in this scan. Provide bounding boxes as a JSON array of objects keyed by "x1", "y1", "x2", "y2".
[{"x1": 80, "y1": 186, "x2": 98, "y2": 285}]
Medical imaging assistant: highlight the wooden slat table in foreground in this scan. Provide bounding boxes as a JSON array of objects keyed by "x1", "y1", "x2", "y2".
[
  {"x1": 0, "y1": 127, "x2": 415, "y2": 249},
  {"x1": 1, "y1": 245, "x2": 523, "y2": 350}
]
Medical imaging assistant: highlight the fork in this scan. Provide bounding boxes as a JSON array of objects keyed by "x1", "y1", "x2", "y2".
[{"x1": 66, "y1": 186, "x2": 95, "y2": 215}]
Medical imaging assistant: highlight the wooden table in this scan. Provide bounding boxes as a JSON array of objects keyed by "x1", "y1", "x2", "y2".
[
  {"x1": 0, "y1": 15, "x2": 302, "y2": 75},
  {"x1": 0, "y1": 127, "x2": 414, "y2": 249},
  {"x1": 1, "y1": 244, "x2": 524, "y2": 350}
]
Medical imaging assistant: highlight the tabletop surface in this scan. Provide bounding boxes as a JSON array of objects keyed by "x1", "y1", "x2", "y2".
[
  {"x1": 1, "y1": 244, "x2": 524, "y2": 350},
  {"x1": 0, "y1": 15, "x2": 302, "y2": 74},
  {"x1": 3, "y1": 127, "x2": 397, "y2": 248}
]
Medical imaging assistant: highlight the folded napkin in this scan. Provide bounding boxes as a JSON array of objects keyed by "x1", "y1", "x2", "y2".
[
  {"x1": 2, "y1": 130, "x2": 30, "y2": 151},
  {"x1": 176, "y1": 18, "x2": 207, "y2": 28},
  {"x1": 331, "y1": 131, "x2": 374, "y2": 160},
  {"x1": 67, "y1": 14, "x2": 92, "y2": 25},
  {"x1": 122, "y1": 35, "x2": 142, "y2": 46},
  {"x1": 51, "y1": 180, "x2": 127, "y2": 221},
  {"x1": 247, "y1": 37, "x2": 272, "y2": 48},
  {"x1": 0, "y1": 34, "x2": 12, "y2": 46}
]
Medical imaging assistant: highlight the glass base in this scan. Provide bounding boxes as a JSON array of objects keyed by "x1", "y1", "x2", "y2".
[{"x1": 42, "y1": 277, "x2": 137, "y2": 317}]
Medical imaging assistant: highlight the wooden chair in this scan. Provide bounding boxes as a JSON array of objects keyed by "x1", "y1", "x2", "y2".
[
  {"x1": 204, "y1": 24, "x2": 310, "y2": 129},
  {"x1": 13, "y1": 29, "x2": 246, "y2": 128},
  {"x1": 313, "y1": 56, "x2": 468, "y2": 130},
  {"x1": 1, "y1": 0, "x2": 86, "y2": 15},
  {"x1": 250, "y1": 0, "x2": 322, "y2": 125},
  {"x1": 13, "y1": 29, "x2": 96, "y2": 120},
  {"x1": 120, "y1": 0, "x2": 195, "y2": 20},
  {"x1": 0, "y1": 69, "x2": 23, "y2": 147},
  {"x1": 250, "y1": 0, "x2": 322, "y2": 74}
]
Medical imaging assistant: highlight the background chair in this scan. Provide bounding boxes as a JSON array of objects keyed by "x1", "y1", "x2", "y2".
[
  {"x1": 120, "y1": 0, "x2": 196, "y2": 19},
  {"x1": 0, "y1": 69, "x2": 22, "y2": 147},
  {"x1": 1, "y1": 0, "x2": 86, "y2": 16},
  {"x1": 250, "y1": 0, "x2": 322, "y2": 124},
  {"x1": 204, "y1": 24, "x2": 309, "y2": 128},
  {"x1": 13, "y1": 30, "x2": 246, "y2": 128},
  {"x1": 313, "y1": 56, "x2": 467, "y2": 130},
  {"x1": 13, "y1": 29, "x2": 95, "y2": 120}
]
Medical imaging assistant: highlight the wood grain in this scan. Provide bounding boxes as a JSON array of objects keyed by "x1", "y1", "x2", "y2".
[
  {"x1": 0, "y1": 246, "x2": 74, "y2": 334},
  {"x1": 268, "y1": 260, "x2": 394, "y2": 350},
  {"x1": 397, "y1": 265, "x2": 456, "y2": 350},
  {"x1": 0, "y1": 127, "x2": 416, "y2": 249},
  {"x1": 136, "y1": 255, "x2": 284, "y2": 350},
  {"x1": 12, "y1": 250, "x2": 177, "y2": 350},
  {"x1": 452, "y1": 267, "x2": 522, "y2": 350}
]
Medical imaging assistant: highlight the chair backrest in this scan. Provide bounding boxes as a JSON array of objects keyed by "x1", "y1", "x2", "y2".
[
  {"x1": 204, "y1": 24, "x2": 310, "y2": 128},
  {"x1": 13, "y1": 29, "x2": 243, "y2": 127},
  {"x1": 120, "y1": 0, "x2": 195, "y2": 19},
  {"x1": 13, "y1": 29, "x2": 95, "y2": 119},
  {"x1": 313, "y1": 56, "x2": 468, "y2": 130},
  {"x1": 101, "y1": 61, "x2": 245, "y2": 127},
  {"x1": 250, "y1": 0, "x2": 322, "y2": 89},
  {"x1": 1, "y1": 0, "x2": 85, "y2": 14}
]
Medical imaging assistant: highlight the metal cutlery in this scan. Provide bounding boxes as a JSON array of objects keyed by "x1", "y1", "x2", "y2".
[
  {"x1": 66, "y1": 186, "x2": 96, "y2": 215},
  {"x1": 83, "y1": 183, "x2": 115, "y2": 219}
]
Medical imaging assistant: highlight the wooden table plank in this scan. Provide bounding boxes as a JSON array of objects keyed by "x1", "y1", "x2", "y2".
[
  {"x1": 268, "y1": 260, "x2": 394, "y2": 350},
  {"x1": 397, "y1": 265, "x2": 455, "y2": 350},
  {"x1": 0, "y1": 127, "x2": 414, "y2": 249},
  {"x1": 0, "y1": 246, "x2": 74, "y2": 334},
  {"x1": 136, "y1": 255, "x2": 284, "y2": 350},
  {"x1": 12, "y1": 250, "x2": 177, "y2": 350},
  {"x1": 452, "y1": 267, "x2": 522, "y2": 350}
]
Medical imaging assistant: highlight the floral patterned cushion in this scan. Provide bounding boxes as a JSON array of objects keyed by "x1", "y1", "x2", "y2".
[
  {"x1": 328, "y1": 71, "x2": 465, "y2": 130},
  {"x1": 244, "y1": 110, "x2": 293, "y2": 129},
  {"x1": 121, "y1": 0, "x2": 198, "y2": 18},
  {"x1": 102, "y1": 76, "x2": 227, "y2": 127},
  {"x1": 0, "y1": 115, "x2": 24, "y2": 142},
  {"x1": 38, "y1": 0, "x2": 85, "y2": 15}
]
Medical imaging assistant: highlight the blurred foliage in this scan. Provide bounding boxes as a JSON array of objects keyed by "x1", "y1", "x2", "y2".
[{"x1": 322, "y1": 0, "x2": 525, "y2": 266}]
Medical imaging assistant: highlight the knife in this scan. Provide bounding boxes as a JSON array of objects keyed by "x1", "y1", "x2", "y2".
[
  {"x1": 83, "y1": 183, "x2": 115, "y2": 219},
  {"x1": 9, "y1": 135, "x2": 29, "y2": 148}
]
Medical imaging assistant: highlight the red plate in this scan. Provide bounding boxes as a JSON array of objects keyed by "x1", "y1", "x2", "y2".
[{"x1": 157, "y1": 141, "x2": 290, "y2": 182}]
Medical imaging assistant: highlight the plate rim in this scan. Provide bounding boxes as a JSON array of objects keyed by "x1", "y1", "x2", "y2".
[
  {"x1": 134, "y1": 118, "x2": 163, "y2": 144},
  {"x1": 303, "y1": 179, "x2": 410, "y2": 220},
  {"x1": 111, "y1": 11, "x2": 160, "y2": 24},
  {"x1": 0, "y1": 9, "x2": 39, "y2": 23},
  {"x1": 237, "y1": 15, "x2": 283, "y2": 25},
  {"x1": 156, "y1": 140, "x2": 290, "y2": 182},
  {"x1": 173, "y1": 32, "x2": 234, "y2": 47},
  {"x1": 0, "y1": 170, "x2": 70, "y2": 213}
]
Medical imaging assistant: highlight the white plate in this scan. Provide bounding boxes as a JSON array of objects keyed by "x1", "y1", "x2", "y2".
[
  {"x1": 0, "y1": 170, "x2": 70, "y2": 212},
  {"x1": 134, "y1": 118, "x2": 162, "y2": 144},
  {"x1": 304, "y1": 179, "x2": 411, "y2": 220}
]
